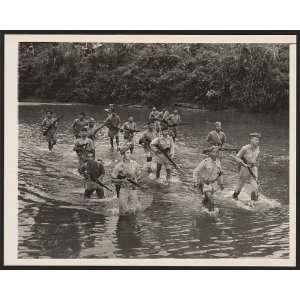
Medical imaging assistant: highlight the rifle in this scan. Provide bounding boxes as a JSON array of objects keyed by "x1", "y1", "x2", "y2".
[
  {"x1": 42, "y1": 114, "x2": 64, "y2": 136},
  {"x1": 155, "y1": 144, "x2": 182, "y2": 171},
  {"x1": 95, "y1": 179, "x2": 113, "y2": 192},
  {"x1": 114, "y1": 173, "x2": 146, "y2": 190},
  {"x1": 125, "y1": 178, "x2": 144, "y2": 189},
  {"x1": 240, "y1": 157, "x2": 258, "y2": 183},
  {"x1": 74, "y1": 142, "x2": 89, "y2": 154}
]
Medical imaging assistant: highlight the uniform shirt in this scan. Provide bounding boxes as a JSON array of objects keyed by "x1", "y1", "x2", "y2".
[
  {"x1": 149, "y1": 110, "x2": 160, "y2": 121},
  {"x1": 206, "y1": 130, "x2": 226, "y2": 146},
  {"x1": 42, "y1": 117, "x2": 58, "y2": 133},
  {"x1": 193, "y1": 157, "x2": 222, "y2": 184},
  {"x1": 87, "y1": 126, "x2": 97, "y2": 140},
  {"x1": 104, "y1": 114, "x2": 121, "y2": 130},
  {"x1": 72, "y1": 118, "x2": 88, "y2": 135},
  {"x1": 151, "y1": 136, "x2": 175, "y2": 156},
  {"x1": 139, "y1": 129, "x2": 158, "y2": 150},
  {"x1": 167, "y1": 114, "x2": 181, "y2": 126},
  {"x1": 163, "y1": 111, "x2": 170, "y2": 121},
  {"x1": 123, "y1": 121, "x2": 137, "y2": 139},
  {"x1": 112, "y1": 160, "x2": 141, "y2": 182},
  {"x1": 74, "y1": 137, "x2": 95, "y2": 155},
  {"x1": 80, "y1": 160, "x2": 105, "y2": 181},
  {"x1": 237, "y1": 144, "x2": 260, "y2": 166}
]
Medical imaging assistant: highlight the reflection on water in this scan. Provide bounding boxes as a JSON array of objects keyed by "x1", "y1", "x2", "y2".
[{"x1": 18, "y1": 104, "x2": 289, "y2": 259}]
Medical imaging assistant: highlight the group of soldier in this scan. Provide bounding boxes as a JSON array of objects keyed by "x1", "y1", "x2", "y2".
[{"x1": 41, "y1": 104, "x2": 261, "y2": 214}]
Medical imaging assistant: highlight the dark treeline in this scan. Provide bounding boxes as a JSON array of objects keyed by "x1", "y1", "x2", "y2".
[{"x1": 19, "y1": 42, "x2": 289, "y2": 112}]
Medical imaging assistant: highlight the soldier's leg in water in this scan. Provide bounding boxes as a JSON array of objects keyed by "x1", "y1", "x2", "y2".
[
  {"x1": 250, "y1": 170, "x2": 258, "y2": 201},
  {"x1": 115, "y1": 184, "x2": 121, "y2": 198},
  {"x1": 96, "y1": 186, "x2": 104, "y2": 199},
  {"x1": 233, "y1": 168, "x2": 248, "y2": 199},
  {"x1": 130, "y1": 141, "x2": 134, "y2": 154},
  {"x1": 217, "y1": 174, "x2": 224, "y2": 190},
  {"x1": 146, "y1": 155, "x2": 152, "y2": 172},
  {"x1": 156, "y1": 163, "x2": 162, "y2": 179},
  {"x1": 115, "y1": 136, "x2": 120, "y2": 149},
  {"x1": 203, "y1": 191, "x2": 214, "y2": 211},
  {"x1": 166, "y1": 165, "x2": 172, "y2": 181},
  {"x1": 110, "y1": 137, "x2": 114, "y2": 149},
  {"x1": 52, "y1": 132, "x2": 57, "y2": 146},
  {"x1": 84, "y1": 188, "x2": 94, "y2": 199}
]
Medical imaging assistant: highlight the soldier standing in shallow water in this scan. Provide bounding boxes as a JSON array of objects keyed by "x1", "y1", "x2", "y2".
[
  {"x1": 79, "y1": 152, "x2": 106, "y2": 199},
  {"x1": 166, "y1": 109, "x2": 182, "y2": 143},
  {"x1": 41, "y1": 111, "x2": 58, "y2": 151},
  {"x1": 122, "y1": 116, "x2": 137, "y2": 154},
  {"x1": 87, "y1": 117, "x2": 100, "y2": 157},
  {"x1": 111, "y1": 145, "x2": 142, "y2": 215},
  {"x1": 139, "y1": 121, "x2": 158, "y2": 172},
  {"x1": 103, "y1": 109, "x2": 121, "y2": 151},
  {"x1": 73, "y1": 128, "x2": 95, "y2": 171},
  {"x1": 150, "y1": 123, "x2": 175, "y2": 181},
  {"x1": 149, "y1": 106, "x2": 161, "y2": 133},
  {"x1": 207, "y1": 121, "x2": 227, "y2": 147},
  {"x1": 232, "y1": 133, "x2": 261, "y2": 203},
  {"x1": 207, "y1": 121, "x2": 227, "y2": 160},
  {"x1": 193, "y1": 146, "x2": 224, "y2": 212},
  {"x1": 72, "y1": 112, "x2": 88, "y2": 138}
]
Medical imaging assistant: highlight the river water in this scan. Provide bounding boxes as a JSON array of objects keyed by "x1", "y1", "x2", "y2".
[{"x1": 18, "y1": 103, "x2": 289, "y2": 259}]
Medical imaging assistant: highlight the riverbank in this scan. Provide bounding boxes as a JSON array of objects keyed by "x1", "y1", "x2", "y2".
[{"x1": 19, "y1": 99, "x2": 234, "y2": 112}]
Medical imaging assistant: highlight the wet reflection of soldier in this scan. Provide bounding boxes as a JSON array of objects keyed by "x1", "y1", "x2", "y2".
[
  {"x1": 30, "y1": 205, "x2": 81, "y2": 258},
  {"x1": 116, "y1": 215, "x2": 142, "y2": 257},
  {"x1": 192, "y1": 214, "x2": 222, "y2": 251}
]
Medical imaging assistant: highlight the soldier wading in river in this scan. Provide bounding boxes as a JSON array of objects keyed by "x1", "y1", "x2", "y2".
[
  {"x1": 166, "y1": 109, "x2": 182, "y2": 143},
  {"x1": 41, "y1": 110, "x2": 59, "y2": 151},
  {"x1": 139, "y1": 121, "x2": 158, "y2": 173},
  {"x1": 111, "y1": 144, "x2": 142, "y2": 215},
  {"x1": 72, "y1": 112, "x2": 88, "y2": 138},
  {"x1": 232, "y1": 133, "x2": 261, "y2": 203},
  {"x1": 79, "y1": 152, "x2": 106, "y2": 199},
  {"x1": 73, "y1": 128, "x2": 95, "y2": 171},
  {"x1": 149, "y1": 106, "x2": 161, "y2": 133},
  {"x1": 150, "y1": 123, "x2": 175, "y2": 181},
  {"x1": 103, "y1": 108, "x2": 121, "y2": 151},
  {"x1": 122, "y1": 115, "x2": 137, "y2": 154},
  {"x1": 193, "y1": 146, "x2": 224, "y2": 212}
]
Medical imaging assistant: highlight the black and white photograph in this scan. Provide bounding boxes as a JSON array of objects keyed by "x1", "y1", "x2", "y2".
[{"x1": 2, "y1": 34, "x2": 297, "y2": 267}]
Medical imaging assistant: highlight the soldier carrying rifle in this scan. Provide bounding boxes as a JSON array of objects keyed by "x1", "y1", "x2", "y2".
[{"x1": 41, "y1": 110, "x2": 63, "y2": 151}]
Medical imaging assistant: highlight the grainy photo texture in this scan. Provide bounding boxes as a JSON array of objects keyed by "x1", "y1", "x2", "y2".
[{"x1": 3, "y1": 35, "x2": 296, "y2": 266}]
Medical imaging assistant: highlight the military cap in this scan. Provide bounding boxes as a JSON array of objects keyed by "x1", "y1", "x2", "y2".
[{"x1": 249, "y1": 132, "x2": 261, "y2": 138}]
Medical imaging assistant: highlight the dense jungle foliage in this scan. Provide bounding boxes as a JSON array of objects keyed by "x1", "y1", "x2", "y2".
[{"x1": 18, "y1": 42, "x2": 289, "y2": 112}]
